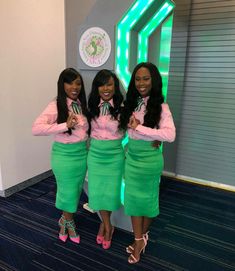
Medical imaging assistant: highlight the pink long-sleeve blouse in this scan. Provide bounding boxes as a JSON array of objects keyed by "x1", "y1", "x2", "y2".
[
  {"x1": 128, "y1": 97, "x2": 176, "y2": 142},
  {"x1": 90, "y1": 99, "x2": 124, "y2": 140},
  {"x1": 32, "y1": 98, "x2": 88, "y2": 143}
]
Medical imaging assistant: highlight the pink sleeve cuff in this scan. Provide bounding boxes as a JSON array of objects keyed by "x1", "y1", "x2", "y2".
[{"x1": 135, "y1": 104, "x2": 176, "y2": 142}]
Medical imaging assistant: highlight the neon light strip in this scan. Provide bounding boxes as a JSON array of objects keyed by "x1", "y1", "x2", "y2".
[
  {"x1": 116, "y1": 0, "x2": 154, "y2": 89},
  {"x1": 159, "y1": 14, "x2": 174, "y2": 100},
  {"x1": 138, "y1": 1, "x2": 175, "y2": 62}
]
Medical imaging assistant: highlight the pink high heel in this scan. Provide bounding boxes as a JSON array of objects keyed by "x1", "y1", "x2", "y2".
[
  {"x1": 128, "y1": 235, "x2": 147, "y2": 264},
  {"x1": 58, "y1": 215, "x2": 68, "y2": 242},
  {"x1": 66, "y1": 219, "x2": 80, "y2": 244},
  {"x1": 96, "y1": 223, "x2": 104, "y2": 244},
  {"x1": 96, "y1": 235, "x2": 104, "y2": 244},
  {"x1": 102, "y1": 226, "x2": 114, "y2": 250}
]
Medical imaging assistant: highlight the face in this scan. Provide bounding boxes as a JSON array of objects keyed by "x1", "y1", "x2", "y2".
[
  {"x1": 98, "y1": 76, "x2": 115, "y2": 101},
  {"x1": 135, "y1": 67, "x2": 152, "y2": 97},
  {"x1": 64, "y1": 76, "x2": 82, "y2": 101}
]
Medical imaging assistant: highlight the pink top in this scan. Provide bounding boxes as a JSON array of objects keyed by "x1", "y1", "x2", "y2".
[
  {"x1": 128, "y1": 97, "x2": 176, "y2": 142},
  {"x1": 32, "y1": 98, "x2": 88, "y2": 143},
  {"x1": 90, "y1": 99, "x2": 124, "y2": 140}
]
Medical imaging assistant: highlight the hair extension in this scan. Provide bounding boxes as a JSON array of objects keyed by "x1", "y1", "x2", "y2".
[
  {"x1": 88, "y1": 69, "x2": 123, "y2": 122},
  {"x1": 119, "y1": 62, "x2": 164, "y2": 131},
  {"x1": 57, "y1": 68, "x2": 87, "y2": 135}
]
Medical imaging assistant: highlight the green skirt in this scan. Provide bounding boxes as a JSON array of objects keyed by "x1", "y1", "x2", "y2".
[
  {"x1": 87, "y1": 139, "x2": 124, "y2": 211},
  {"x1": 51, "y1": 141, "x2": 87, "y2": 213},
  {"x1": 124, "y1": 138, "x2": 164, "y2": 217}
]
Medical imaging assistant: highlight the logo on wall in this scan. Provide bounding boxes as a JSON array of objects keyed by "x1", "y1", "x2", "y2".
[{"x1": 79, "y1": 27, "x2": 111, "y2": 67}]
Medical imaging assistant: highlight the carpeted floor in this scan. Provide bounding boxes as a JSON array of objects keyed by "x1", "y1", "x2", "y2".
[{"x1": 0, "y1": 176, "x2": 234, "y2": 271}]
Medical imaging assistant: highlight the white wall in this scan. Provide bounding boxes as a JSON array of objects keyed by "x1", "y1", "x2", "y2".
[{"x1": 0, "y1": 0, "x2": 65, "y2": 191}]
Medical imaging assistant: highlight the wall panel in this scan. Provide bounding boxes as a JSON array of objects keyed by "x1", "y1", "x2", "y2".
[
  {"x1": 175, "y1": 0, "x2": 235, "y2": 187},
  {"x1": 163, "y1": 0, "x2": 192, "y2": 173}
]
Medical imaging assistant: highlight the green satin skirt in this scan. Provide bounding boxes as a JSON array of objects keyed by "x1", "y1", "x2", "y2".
[
  {"x1": 87, "y1": 139, "x2": 124, "y2": 211},
  {"x1": 124, "y1": 138, "x2": 164, "y2": 217},
  {"x1": 51, "y1": 141, "x2": 87, "y2": 213}
]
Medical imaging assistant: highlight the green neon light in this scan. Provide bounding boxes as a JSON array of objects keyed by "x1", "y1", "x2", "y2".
[
  {"x1": 138, "y1": 0, "x2": 175, "y2": 62},
  {"x1": 159, "y1": 14, "x2": 174, "y2": 100},
  {"x1": 122, "y1": 134, "x2": 129, "y2": 147},
  {"x1": 116, "y1": 0, "x2": 175, "y2": 205},
  {"x1": 121, "y1": 179, "x2": 125, "y2": 205},
  {"x1": 116, "y1": 0, "x2": 175, "y2": 89},
  {"x1": 116, "y1": 0, "x2": 154, "y2": 89}
]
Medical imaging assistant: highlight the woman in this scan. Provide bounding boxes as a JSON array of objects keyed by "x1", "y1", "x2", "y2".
[
  {"x1": 119, "y1": 62, "x2": 176, "y2": 263},
  {"x1": 32, "y1": 68, "x2": 88, "y2": 244},
  {"x1": 87, "y1": 69, "x2": 124, "y2": 249}
]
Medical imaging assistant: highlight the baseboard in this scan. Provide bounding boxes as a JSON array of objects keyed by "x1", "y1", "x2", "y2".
[
  {"x1": 1, "y1": 170, "x2": 234, "y2": 197},
  {"x1": 163, "y1": 171, "x2": 235, "y2": 193},
  {"x1": 0, "y1": 170, "x2": 53, "y2": 197}
]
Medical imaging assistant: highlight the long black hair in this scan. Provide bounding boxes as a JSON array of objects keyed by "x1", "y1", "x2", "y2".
[
  {"x1": 88, "y1": 69, "x2": 123, "y2": 121},
  {"x1": 56, "y1": 68, "x2": 87, "y2": 134},
  {"x1": 119, "y1": 62, "x2": 164, "y2": 130}
]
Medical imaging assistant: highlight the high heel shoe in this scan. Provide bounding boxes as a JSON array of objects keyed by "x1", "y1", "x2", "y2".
[
  {"x1": 126, "y1": 231, "x2": 149, "y2": 254},
  {"x1": 96, "y1": 235, "x2": 104, "y2": 244},
  {"x1": 96, "y1": 223, "x2": 104, "y2": 244},
  {"x1": 66, "y1": 219, "x2": 80, "y2": 244},
  {"x1": 58, "y1": 215, "x2": 68, "y2": 242},
  {"x1": 102, "y1": 226, "x2": 114, "y2": 250},
  {"x1": 144, "y1": 231, "x2": 149, "y2": 242},
  {"x1": 128, "y1": 235, "x2": 147, "y2": 264},
  {"x1": 126, "y1": 244, "x2": 134, "y2": 254}
]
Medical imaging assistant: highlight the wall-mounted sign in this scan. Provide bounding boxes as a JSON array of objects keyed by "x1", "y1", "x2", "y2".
[{"x1": 79, "y1": 27, "x2": 111, "y2": 67}]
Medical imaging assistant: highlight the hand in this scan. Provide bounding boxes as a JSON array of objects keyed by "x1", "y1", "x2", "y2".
[
  {"x1": 76, "y1": 115, "x2": 85, "y2": 126},
  {"x1": 66, "y1": 112, "x2": 77, "y2": 129},
  {"x1": 152, "y1": 140, "x2": 162, "y2": 148},
  {"x1": 128, "y1": 114, "x2": 140, "y2": 130}
]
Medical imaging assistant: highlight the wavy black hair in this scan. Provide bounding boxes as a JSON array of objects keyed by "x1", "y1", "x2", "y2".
[
  {"x1": 88, "y1": 69, "x2": 123, "y2": 121},
  {"x1": 57, "y1": 68, "x2": 87, "y2": 134},
  {"x1": 119, "y1": 62, "x2": 164, "y2": 131}
]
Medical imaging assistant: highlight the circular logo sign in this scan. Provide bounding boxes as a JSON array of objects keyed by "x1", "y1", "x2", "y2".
[{"x1": 79, "y1": 27, "x2": 111, "y2": 67}]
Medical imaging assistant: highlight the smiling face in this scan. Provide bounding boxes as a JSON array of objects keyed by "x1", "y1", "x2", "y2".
[
  {"x1": 64, "y1": 76, "x2": 82, "y2": 101},
  {"x1": 135, "y1": 67, "x2": 152, "y2": 98},
  {"x1": 98, "y1": 76, "x2": 115, "y2": 101}
]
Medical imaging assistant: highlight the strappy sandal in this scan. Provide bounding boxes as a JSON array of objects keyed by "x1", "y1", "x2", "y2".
[
  {"x1": 126, "y1": 231, "x2": 149, "y2": 253},
  {"x1": 126, "y1": 244, "x2": 134, "y2": 254},
  {"x1": 128, "y1": 235, "x2": 147, "y2": 264},
  {"x1": 58, "y1": 215, "x2": 68, "y2": 242},
  {"x1": 66, "y1": 219, "x2": 80, "y2": 244}
]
